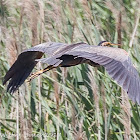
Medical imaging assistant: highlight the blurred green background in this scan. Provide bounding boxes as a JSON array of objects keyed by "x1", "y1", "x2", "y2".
[{"x1": 0, "y1": 0, "x2": 140, "y2": 139}]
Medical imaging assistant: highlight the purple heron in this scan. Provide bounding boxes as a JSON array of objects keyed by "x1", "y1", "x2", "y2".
[{"x1": 3, "y1": 41, "x2": 140, "y2": 104}]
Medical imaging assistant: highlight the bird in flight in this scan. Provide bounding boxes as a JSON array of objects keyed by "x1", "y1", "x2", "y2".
[{"x1": 3, "y1": 41, "x2": 140, "y2": 104}]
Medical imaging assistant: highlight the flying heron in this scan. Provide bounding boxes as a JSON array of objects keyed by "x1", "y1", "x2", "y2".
[{"x1": 3, "y1": 41, "x2": 140, "y2": 104}]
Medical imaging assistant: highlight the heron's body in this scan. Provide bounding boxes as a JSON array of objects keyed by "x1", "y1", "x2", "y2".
[{"x1": 3, "y1": 41, "x2": 140, "y2": 105}]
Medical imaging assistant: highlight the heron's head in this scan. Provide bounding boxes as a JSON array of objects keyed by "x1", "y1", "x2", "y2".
[{"x1": 98, "y1": 41, "x2": 121, "y2": 47}]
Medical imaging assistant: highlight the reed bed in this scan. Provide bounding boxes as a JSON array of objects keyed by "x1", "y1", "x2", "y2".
[{"x1": 0, "y1": 0, "x2": 140, "y2": 139}]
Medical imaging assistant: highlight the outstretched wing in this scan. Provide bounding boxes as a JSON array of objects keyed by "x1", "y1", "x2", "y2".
[
  {"x1": 3, "y1": 42, "x2": 66, "y2": 93},
  {"x1": 3, "y1": 42, "x2": 85, "y2": 93},
  {"x1": 3, "y1": 51, "x2": 43, "y2": 93},
  {"x1": 64, "y1": 45, "x2": 140, "y2": 104}
]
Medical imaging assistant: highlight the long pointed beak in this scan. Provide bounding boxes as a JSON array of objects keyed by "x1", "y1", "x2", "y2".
[{"x1": 110, "y1": 43, "x2": 121, "y2": 46}]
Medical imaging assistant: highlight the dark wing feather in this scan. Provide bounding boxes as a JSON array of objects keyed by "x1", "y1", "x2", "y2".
[
  {"x1": 3, "y1": 51, "x2": 43, "y2": 93},
  {"x1": 65, "y1": 45, "x2": 140, "y2": 104}
]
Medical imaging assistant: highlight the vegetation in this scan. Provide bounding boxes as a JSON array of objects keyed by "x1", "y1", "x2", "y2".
[{"x1": 0, "y1": 0, "x2": 140, "y2": 139}]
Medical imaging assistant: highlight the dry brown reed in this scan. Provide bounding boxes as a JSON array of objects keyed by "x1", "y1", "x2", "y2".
[
  {"x1": 117, "y1": 10, "x2": 131, "y2": 140},
  {"x1": 88, "y1": 66, "x2": 101, "y2": 140},
  {"x1": 120, "y1": 90, "x2": 131, "y2": 140}
]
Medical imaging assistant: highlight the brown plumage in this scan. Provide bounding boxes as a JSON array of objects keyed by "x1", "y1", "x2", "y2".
[{"x1": 3, "y1": 41, "x2": 140, "y2": 104}]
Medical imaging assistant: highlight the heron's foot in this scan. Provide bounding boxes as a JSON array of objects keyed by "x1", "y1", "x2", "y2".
[
  {"x1": 27, "y1": 65, "x2": 55, "y2": 82},
  {"x1": 27, "y1": 70, "x2": 44, "y2": 82}
]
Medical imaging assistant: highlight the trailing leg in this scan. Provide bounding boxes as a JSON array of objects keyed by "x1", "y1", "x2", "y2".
[{"x1": 27, "y1": 65, "x2": 55, "y2": 82}]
